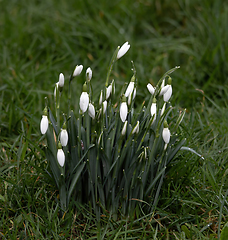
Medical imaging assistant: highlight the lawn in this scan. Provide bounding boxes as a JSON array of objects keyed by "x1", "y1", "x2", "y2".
[{"x1": 0, "y1": 0, "x2": 228, "y2": 239}]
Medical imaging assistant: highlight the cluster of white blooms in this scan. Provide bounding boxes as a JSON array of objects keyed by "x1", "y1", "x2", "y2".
[{"x1": 146, "y1": 76, "x2": 174, "y2": 146}]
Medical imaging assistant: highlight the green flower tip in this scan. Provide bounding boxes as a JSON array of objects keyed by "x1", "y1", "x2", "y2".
[
  {"x1": 58, "y1": 141, "x2": 62, "y2": 149},
  {"x1": 152, "y1": 97, "x2": 157, "y2": 103},
  {"x1": 82, "y1": 82, "x2": 88, "y2": 92},
  {"x1": 43, "y1": 106, "x2": 48, "y2": 116},
  {"x1": 167, "y1": 76, "x2": 172, "y2": 85},
  {"x1": 122, "y1": 95, "x2": 127, "y2": 102},
  {"x1": 62, "y1": 122, "x2": 67, "y2": 129},
  {"x1": 130, "y1": 75, "x2": 135, "y2": 82},
  {"x1": 163, "y1": 120, "x2": 168, "y2": 128}
]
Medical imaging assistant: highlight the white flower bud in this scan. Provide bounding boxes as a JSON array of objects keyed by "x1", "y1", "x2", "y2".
[
  {"x1": 147, "y1": 83, "x2": 155, "y2": 95},
  {"x1": 79, "y1": 92, "x2": 89, "y2": 113},
  {"x1": 125, "y1": 81, "x2": 134, "y2": 97},
  {"x1": 120, "y1": 102, "x2": 128, "y2": 122},
  {"x1": 40, "y1": 115, "x2": 48, "y2": 134},
  {"x1": 73, "y1": 65, "x2": 83, "y2": 77},
  {"x1": 160, "y1": 85, "x2": 170, "y2": 96},
  {"x1": 162, "y1": 127, "x2": 170, "y2": 144},
  {"x1": 117, "y1": 41, "x2": 130, "y2": 59},
  {"x1": 86, "y1": 67, "x2": 92, "y2": 80},
  {"x1": 58, "y1": 73, "x2": 64, "y2": 87},
  {"x1": 99, "y1": 90, "x2": 103, "y2": 105},
  {"x1": 150, "y1": 99, "x2": 157, "y2": 123},
  {"x1": 121, "y1": 121, "x2": 128, "y2": 135},
  {"x1": 57, "y1": 149, "x2": 65, "y2": 167},
  {"x1": 54, "y1": 82, "x2": 59, "y2": 99},
  {"x1": 88, "y1": 103, "x2": 95, "y2": 119},
  {"x1": 106, "y1": 85, "x2": 112, "y2": 100},
  {"x1": 161, "y1": 102, "x2": 166, "y2": 116},
  {"x1": 103, "y1": 100, "x2": 107, "y2": 114},
  {"x1": 163, "y1": 85, "x2": 172, "y2": 102},
  {"x1": 60, "y1": 129, "x2": 68, "y2": 147},
  {"x1": 132, "y1": 121, "x2": 139, "y2": 134}
]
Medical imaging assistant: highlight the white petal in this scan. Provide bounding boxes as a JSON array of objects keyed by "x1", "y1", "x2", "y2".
[
  {"x1": 133, "y1": 88, "x2": 136, "y2": 100},
  {"x1": 117, "y1": 42, "x2": 130, "y2": 59},
  {"x1": 58, "y1": 73, "x2": 64, "y2": 87},
  {"x1": 125, "y1": 81, "x2": 134, "y2": 97},
  {"x1": 150, "y1": 103, "x2": 156, "y2": 122},
  {"x1": 60, "y1": 129, "x2": 68, "y2": 147},
  {"x1": 103, "y1": 100, "x2": 107, "y2": 114},
  {"x1": 86, "y1": 67, "x2": 92, "y2": 80},
  {"x1": 99, "y1": 90, "x2": 103, "y2": 105},
  {"x1": 79, "y1": 92, "x2": 89, "y2": 113},
  {"x1": 40, "y1": 115, "x2": 48, "y2": 134},
  {"x1": 121, "y1": 121, "x2": 128, "y2": 135},
  {"x1": 73, "y1": 65, "x2": 83, "y2": 77},
  {"x1": 88, "y1": 103, "x2": 95, "y2": 119},
  {"x1": 106, "y1": 85, "x2": 112, "y2": 100},
  {"x1": 120, "y1": 102, "x2": 128, "y2": 122},
  {"x1": 161, "y1": 102, "x2": 166, "y2": 116},
  {"x1": 163, "y1": 85, "x2": 172, "y2": 102},
  {"x1": 54, "y1": 82, "x2": 59, "y2": 98},
  {"x1": 132, "y1": 121, "x2": 139, "y2": 134},
  {"x1": 160, "y1": 85, "x2": 170, "y2": 96},
  {"x1": 162, "y1": 127, "x2": 170, "y2": 144},
  {"x1": 57, "y1": 149, "x2": 65, "y2": 167},
  {"x1": 147, "y1": 83, "x2": 155, "y2": 95}
]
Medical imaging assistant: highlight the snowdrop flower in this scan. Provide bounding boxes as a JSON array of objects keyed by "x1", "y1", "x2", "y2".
[
  {"x1": 162, "y1": 120, "x2": 170, "y2": 144},
  {"x1": 121, "y1": 121, "x2": 128, "y2": 135},
  {"x1": 40, "y1": 107, "x2": 48, "y2": 134},
  {"x1": 147, "y1": 83, "x2": 155, "y2": 95},
  {"x1": 103, "y1": 100, "x2": 107, "y2": 114},
  {"x1": 150, "y1": 98, "x2": 157, "y2": 123},
  {"x1": 159, "y1": 85, "x2": 170, "y2": 96},
  {"x1": 120, "y1": 96, "x2": 128, "y2": 122},
  {"x1": 60, "y1": 125, "x2": 68, "y2": 147},
  {"x1": 161, "y1": 102, "x2": 166, "y2": 116},
  {"x1": 163, "y1": 85, "x2": 172, "y2": 102},
  {"x1": 58, "y1": 73, "x2": 64, "y2": 88},
  {"x1": 106, "y1": 84, "x2": 112, "y2": 100},
  {"x1": 88, "y1": 103, "x2": 95, "y2": 119},
  {"x1": 86, "y1": 67, "x2": 92, "y2": 81},
  {"x1": 111, "y1": 79, "x2": 115, "y2": 95},
  {"x1": 73, "y1": 65, "x2": 83, "y2": 77},
  {"x1": 57, "y1": 142, "x2": 65, "y2": 167},
  {"x1": 54, "y1": 82, "x2": 59, "y2": 99},
  {"x1": 79, "y1": 83, "x2": 89, "y2": 113},
  {"x1": 132, "y1": 121, "x2": 139, "y2": 134},
  {"x1": 125, "y1": 75, "x2": 135, "y2": 97},
  {"x1": 99, "y1": 90, "x2": 103, "y2": 105},
  {"x1": 117, "y1": 41, "x2": 130, "y2": 59}
]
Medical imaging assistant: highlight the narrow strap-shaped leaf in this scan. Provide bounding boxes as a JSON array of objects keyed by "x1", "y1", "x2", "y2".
[{"x1": 68, "y1": 162, "x2": 86, "y2": 204}]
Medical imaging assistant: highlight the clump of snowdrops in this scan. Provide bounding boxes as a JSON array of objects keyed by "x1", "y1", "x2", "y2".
[{"x1": 40, "y1": 42, "x2": 192, "y2": 218}]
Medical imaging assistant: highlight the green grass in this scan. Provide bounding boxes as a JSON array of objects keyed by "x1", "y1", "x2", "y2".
[{"x1": 1, "y1": 0, "x2": 228, "y2": 238}]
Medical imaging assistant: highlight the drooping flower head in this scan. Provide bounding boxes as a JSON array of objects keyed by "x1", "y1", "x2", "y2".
[
  {"x1": 147, "y1": 83, "x2": 155, "y2": 95},
  {"x1": 60, "y1": 122, "x2": 68, "y2": 147},
  {"x1": 40, "y1": 107, "x2": 49, "y2": 134},
  {"x1": 79, "y1": 83, "x2": 89, "y2": 113},
  {"x1": 117, "y1": 41, "x2": 130, "y2": 59},
  {"x1": 58, "y1": 73, "x2": 64, "y2": 88},
  {"x1": 88, "y1": 103, "x2": 95, "y2": 119},
  {"x1": 121, "y1": 121, "x2": 128, "y2": 136},
  {"x1": 125, "y1": 75, "x2": 135, "y2": 97},
  {"x1": 57, "y1": 142, "x2": 65, "y2": 167},
  {"x1": 163, "y1": 77, "x2": 172, "y2": 102},
  {"x1": 120, "y1": 95, "x2": 128, "y2": 122},
  {"x1": 150, "y1": 98, "x2": 157, "y2": 123},
  {"x1": 73, "y1": 65, "x2": 83, "y2": 77},
  {"x1": 86, "y1": 67, "x2": 92, "y2": 81},
  {"x1": 162, "y1": 120, "x2": 171, "y2": 144},
  {"x1": 132, "y1": 121, "x2": 139, "y2": 134}
]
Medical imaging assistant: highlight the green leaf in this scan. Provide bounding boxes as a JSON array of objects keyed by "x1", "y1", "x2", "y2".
[{"x1": 220, "y1": 222, "x2": 228, "y2": 240}]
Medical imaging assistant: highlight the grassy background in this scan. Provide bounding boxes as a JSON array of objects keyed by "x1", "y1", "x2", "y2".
[{"x1": 1, "y1": 0, "x2": 228, "y2": 239}]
